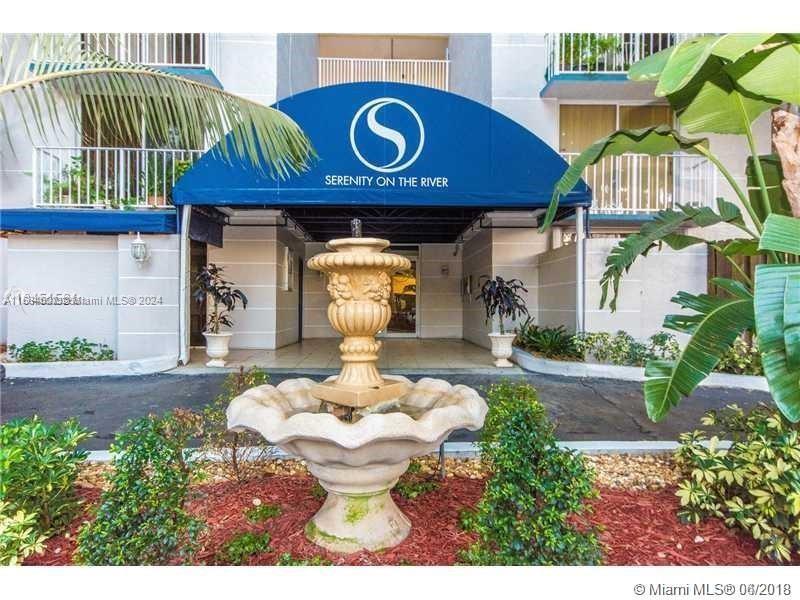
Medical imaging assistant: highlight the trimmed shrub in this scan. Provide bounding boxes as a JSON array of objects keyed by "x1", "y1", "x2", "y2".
[
  {"x1": 8, "y1": 338, "x2": 113, "y2": 362},
  {"x1": 460, "y1": 382, "x2": 602, "y2": 565},
  {"x1": 573, "y1": 330, "x2": 680, "y2": 366},
  {"x1": 675, "y1": 405, "x2": 800, "y2": 563},
  {"x1": 75, "y1": 410, "x2": 204, "y2": 565},
  {"x1": 0, "y1": 416, "x2": 90, "y2": 534},
  {"x1": 202, "y1": 366, "x2": 276, "y2": 483},
  {"x1": 514, "y1": 318, "x2": 581, "y2": 360},
  {"x1": 0, "y1": 502, "x2": 47, "y2": 566}
]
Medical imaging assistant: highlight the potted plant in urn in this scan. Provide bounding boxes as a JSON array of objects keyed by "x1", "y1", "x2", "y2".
[
  {"x1": 476, "y1": 275, "x2": 528, "y2": 367},
  {"x1": 194, "y1": 263, "x2": 248, "y2": 367}
]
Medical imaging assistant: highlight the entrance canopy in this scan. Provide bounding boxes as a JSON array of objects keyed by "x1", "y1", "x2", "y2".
[{"x1": 173, "y1": 82, "x2": 591, "y2": 241}]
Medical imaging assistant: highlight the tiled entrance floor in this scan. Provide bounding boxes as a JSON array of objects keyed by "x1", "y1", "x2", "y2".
[{"x1": 182, "y1": 338, "x2": 501, "y2": 371}]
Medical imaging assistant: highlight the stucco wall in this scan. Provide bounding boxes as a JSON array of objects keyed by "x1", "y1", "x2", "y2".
[
  {"x1": 207, "y1": 225, "x2": 278, "y2": 349},
  {"x1": 276, "y1": 34, "x2": 319, "y2": 101},
  {"x1": 418, "y1": 244, "x2": 462, "y2": 338},
  {"x1": 301, "y1": 242, "x2": 337, "y2": 339},
  {"x1": 535, "y1": 243, "x2": 578, "y2": 330},
  {"x1": 275, "y1": 227, "x2": 304, "y2": 347},
  {"x1": 490, "y1": 33, "x2": 558, "y2": 149},
  {"x1": 116, "y1": 234, "x2": 180, "y2": 360},
  {"x1": 214, "y1": 34, "x2": 278, "y2": 106},
  {"x1": 462, "y1": 229, "x2": 493, "y2": 348},
  {"x1": 448, "y1": 34, "x2": 491, "y2": 105},
  {"x1": 6, "y1": 234, "x2": 118, "y2": 352}
]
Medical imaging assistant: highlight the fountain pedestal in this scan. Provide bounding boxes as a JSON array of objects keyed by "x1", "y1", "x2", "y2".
[{"x1": 226, "y1": 237, "x2": 487, "y2": 554}]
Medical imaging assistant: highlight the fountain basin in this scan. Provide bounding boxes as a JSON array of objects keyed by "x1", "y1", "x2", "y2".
[{"x1": 226, "y1": 375, "x2": 487, "y2": 553}]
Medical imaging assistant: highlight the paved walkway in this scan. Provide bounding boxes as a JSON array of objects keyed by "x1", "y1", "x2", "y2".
[
  {"x1": 1, "y1": 370, "x2": 771, "y2": 450},
  {"x1": 178, "y1": 339, "x2": 496, "y2": 372}
]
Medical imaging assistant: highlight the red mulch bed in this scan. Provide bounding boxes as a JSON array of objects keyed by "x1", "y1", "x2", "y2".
[{"x1": 25, "y1": 476, "x2": 783, "y2": 566}]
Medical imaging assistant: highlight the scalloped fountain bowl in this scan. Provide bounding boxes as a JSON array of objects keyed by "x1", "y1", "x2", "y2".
[
  {"x1": 226, "y1": 236, "x2": 488, "y2": 554},
  {"x1": 227, "y1": 375, "x2": 486, "y2": 553}
]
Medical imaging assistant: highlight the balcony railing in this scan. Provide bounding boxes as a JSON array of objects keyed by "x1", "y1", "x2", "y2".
[
  {"x1": 560, "y1": 152, "x2": 718, "y2": 214},
  {"x1": 33, "y1": 147, "x2": 202, "y2": 209},
  {"x1": 318, "y1": 57, "x2": 450, "y2": 91},
  {"x1": 545, "y1": 33, "x2": 693, "y2": 78},
  {"x1": 83, "y1": 33, "x2": 218, "y2": 69}
]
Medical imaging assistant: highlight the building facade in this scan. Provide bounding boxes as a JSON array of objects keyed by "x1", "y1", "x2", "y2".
[{"x1": 0, "y1": 33, "x2": 770, "y2": 365}]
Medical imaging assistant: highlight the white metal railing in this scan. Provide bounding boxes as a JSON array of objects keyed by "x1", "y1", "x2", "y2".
[
  {"x1": 318, "y1": 57, "x2": 450, "y2": 91},
  {"x1": 560, "y1": 152, "x2": 718, "y2": 214},
  {"x1": 33, "y1": 147, "x2": 202, "y2": 209},
  {"x1": 545, "y1": 33, "x2": 695, "y2": 77},
  {"x1": 83, "y1": 33, "x2": 218, "y2": 69}
]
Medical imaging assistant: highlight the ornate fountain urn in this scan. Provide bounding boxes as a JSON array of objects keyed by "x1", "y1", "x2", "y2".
[
  {"x1": 307, "y1": 238, "x2": 411, "y2": 408},
  {"x1": 227, "y1": 234, "x2": 487, "y2": 554}
]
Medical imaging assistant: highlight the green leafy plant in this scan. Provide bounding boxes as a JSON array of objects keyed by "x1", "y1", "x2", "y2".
[
  {"x1": 476, "y1": 275, "x2": 528, "y2": 334},
  {"x1": 394, "y1": 480, "x2": 439, "y2": 500},
  {"x1": 245, "y1": 503, "x2": 282, "y2": 523},
  {"x1": 675, "y1": 404, "x2": 800, "y2": 562},
  {"x1": 202, "y1": 367, "x2": 275, "y2": 483},
  {"x1": 8, "y1": 338, "x2": 114, "y2": 362},
  {"x1": 41, "y1": 156, "x2": 109, "y2": 204},
  {"x1": 193, "y1": 263, "x2": 248, "y2": 334},
  {"x1": 573, "y1": 330, "x2": 680, "y2": 366},
  {"x1": 75, "y1": 410, "x2": 204, "y2": 565},
  {"x1": 460, "y1": 382, "x2": 602, "y2": 565},
  {"x1": 514, "y1": 317, "x2": 581, "y2": 360},
  {"x1": 541, "y1": 34, "x2": 800, "y2": 423},
  {"x1": 217, "y1": 531, "x2": 271, "y2": 565},
  {"x1": 275, "y1": 552, "x2": 331, "y2": 566},
  {"x1": 559, "y1": 33, "x2": 623, "y2": 71},
  {"x1": 0, "y1": 417, "x2": 91, "y2": 535},
  {"x1": 311, "y1": 481, "x2": 326, "y2": 500},
  {"x1": 0, "y1": 502, "x2": 47, "y2": 566},
  {"x1": 717, "y1": 336, "x2": 763, "y2": 376}
]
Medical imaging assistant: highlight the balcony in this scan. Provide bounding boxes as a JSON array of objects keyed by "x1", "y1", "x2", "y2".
[
  {"x1": 318, "y1": 57, "x2": 450, "y2": 91},
  {"x1": 32, "y1": 146, "x2": 202, "y2": 209},
  {"x1": 560, "y1": 152, "x2": 718, "y2": 215},
  {"x1": 542, "y1": 33, "x2": 693, "y2": 99}
]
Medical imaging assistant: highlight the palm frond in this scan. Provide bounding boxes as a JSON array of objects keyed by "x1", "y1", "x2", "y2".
[{"x1": 0, "y1": 34, "x2": 313, "y2": 178}]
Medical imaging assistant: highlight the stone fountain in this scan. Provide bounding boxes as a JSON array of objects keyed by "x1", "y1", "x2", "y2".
[{"x1": 227, "y1": 226, "x2": 487, "y2": 553}]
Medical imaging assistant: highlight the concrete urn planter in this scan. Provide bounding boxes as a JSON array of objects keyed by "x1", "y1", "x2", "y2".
[
  {"x1": 227, "y1": 375, "x2": 487, "y2": 553},
  {"x1": 488, "y1": 332, "x2": 516, "y2": 367},
  {"x1": 203, "y1": 331, "x2": 232, "y2": 367}
]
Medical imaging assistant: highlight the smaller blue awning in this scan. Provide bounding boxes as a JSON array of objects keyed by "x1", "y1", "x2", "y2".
[{"x1": 0, "y1": 209, "x2": 178, "y2": 234}]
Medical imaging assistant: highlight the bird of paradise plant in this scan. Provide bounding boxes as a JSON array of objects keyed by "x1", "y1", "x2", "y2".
[{"x1": 541, "y1": 33, "x2": 800, "y2": 423}]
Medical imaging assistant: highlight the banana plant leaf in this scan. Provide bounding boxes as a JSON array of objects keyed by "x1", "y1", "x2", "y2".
[
  {"x1": 754, "y1": 264, "x2": 800, "y2": 422},
  {"x1": 541, "y1": 126, "x2": 709, "y2": 231},
  {"x1": 747, "y1": 154, "x2": 792, "y2": 221},
  {"x1": 759, "y1": 214, "x2": 800, "y2": 255},
  {"x1": 644, "y1": 287, "x2": 755, "y2": 421},
  {"x1": 727, "y1": 39, "x2": 800, "y2": 105},
  {"x1": 598, "y1": 198, "x2": 745, "y2": 311}
]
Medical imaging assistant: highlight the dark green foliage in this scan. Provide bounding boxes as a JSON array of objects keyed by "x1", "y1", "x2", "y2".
[
  {"x1": 461, "y1": 382, "x2": 602, "y2": 565},
  {"x1": 0, "y1": 416, "x2": 91, "y2": 534},
  {"x1": 202, "y1": 366, "x2": 274, "y2": 483},
  {"x1": 514, "y1": 318, "x2": 581, "y2": 360},
  {"x1": 275, "y1": 552, "x2": 331, "y2": 566},
  {"x1": 193, "y1": 263, "x2": 248, "y2": 333},
  {"x1": 475, "y1": 275, "x2": 528, "y2": 334},
  {"x1": 8, "y1": 338, "x2": 113, "y2": 362},
  {"x1": 75, "y1": 410, "x2": 204, "y2": 565},
  {"x1": 245, "y1": 503, "x2": 282, "y2": 523},
  {"x1": 217, "y1": 531, "x2": 271, "y2": 565}
]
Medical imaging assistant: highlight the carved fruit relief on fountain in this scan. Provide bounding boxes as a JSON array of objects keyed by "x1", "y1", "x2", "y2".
[{"x1": 227, "y1": 233, "x2": 487, "y2": 554}]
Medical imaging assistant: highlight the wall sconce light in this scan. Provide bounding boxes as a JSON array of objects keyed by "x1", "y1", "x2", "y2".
[{"x1": 130, "y1": 232, "x2": 149, "y2": 267}]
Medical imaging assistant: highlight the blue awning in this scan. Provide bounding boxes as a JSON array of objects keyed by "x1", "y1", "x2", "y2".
[
  {"x1": 0, "y1": 208, "x2": 178, "y2": 234},
  {"x1": 173, "y1": 82, "x2": 591, "y2": 211}
]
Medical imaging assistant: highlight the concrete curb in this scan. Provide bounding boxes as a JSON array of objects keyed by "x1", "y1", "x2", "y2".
[
  {"x1": 512, "y1": 347, "x2": 768, "y2": 392},
  {"x1": 85, "y1": 439, "x2": 727, "y2": 462},
  {"x1": 2, "y1": 354, "x2": 179, "y2": 379}
]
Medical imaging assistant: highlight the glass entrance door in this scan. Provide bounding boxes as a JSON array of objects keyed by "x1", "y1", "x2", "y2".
[{"x1": 385, "y1": 254, "x2": 418, "y2": 336}]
